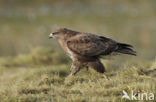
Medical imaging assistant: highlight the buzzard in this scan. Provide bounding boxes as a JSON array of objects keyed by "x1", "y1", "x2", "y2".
[{"x1": 49, "y1": 28, "x2": 136, "y2": 75}]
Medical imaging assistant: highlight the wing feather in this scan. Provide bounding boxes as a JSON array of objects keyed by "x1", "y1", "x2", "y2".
[{"x1": 67, "y1": 33, "x2": 117, "y2": 57}]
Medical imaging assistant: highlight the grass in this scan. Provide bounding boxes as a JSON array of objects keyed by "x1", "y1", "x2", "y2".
[{"x1": 0, "y1": 55, "x2": 155, "y2": 102}]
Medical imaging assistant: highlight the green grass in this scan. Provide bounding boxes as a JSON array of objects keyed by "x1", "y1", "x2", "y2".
[{"x1": 0, "y1": 57, "x2": 155, "y2": 102}]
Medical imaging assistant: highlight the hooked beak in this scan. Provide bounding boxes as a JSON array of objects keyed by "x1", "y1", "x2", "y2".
[{"x1": 49, "y1": 33, "x2": 53, "y2": 39}]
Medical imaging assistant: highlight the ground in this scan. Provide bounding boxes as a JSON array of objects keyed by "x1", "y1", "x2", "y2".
[{"x1": 0, "y1": 55, "x2": 155, "y2": 102}]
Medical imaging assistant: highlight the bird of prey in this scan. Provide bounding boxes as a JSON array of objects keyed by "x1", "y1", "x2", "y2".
[{"x1": 49, "y1": 28, "x2": 136, "y2": 75}]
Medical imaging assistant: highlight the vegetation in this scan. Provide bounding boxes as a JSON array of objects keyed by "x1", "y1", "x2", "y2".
[
  {"x1": 0, "y1": 0, "x2": 156, "y2": 102},
  {"x1": 0, "y1": 48, "x2": 155, "y2": 102}
]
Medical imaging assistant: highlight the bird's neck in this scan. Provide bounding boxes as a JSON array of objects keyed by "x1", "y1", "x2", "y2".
[{"x1": 57, "y1": 38, "x2": 68, "y2": 53}]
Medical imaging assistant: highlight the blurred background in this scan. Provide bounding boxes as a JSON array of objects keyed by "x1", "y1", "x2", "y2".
[{"x1": 0, "y1": 0, "x2": 156, "y2": 67}]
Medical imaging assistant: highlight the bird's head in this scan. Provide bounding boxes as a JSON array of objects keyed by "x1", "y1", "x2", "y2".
[
  {"x1": 49, "y1": 28, "x2": 68, "y2": 39},
  {"x1": 49, "y1": 28, "x2": 78, "y2": 40}
]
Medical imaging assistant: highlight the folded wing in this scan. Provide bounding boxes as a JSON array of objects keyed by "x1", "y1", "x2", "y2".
[{"x1": 67, "y1": 33, "x2": 117, "y2": 57}]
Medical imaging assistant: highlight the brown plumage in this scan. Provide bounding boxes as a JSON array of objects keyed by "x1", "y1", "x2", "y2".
[{"x1": 49, "y1": 28, "x2": 136, "y2": 75}]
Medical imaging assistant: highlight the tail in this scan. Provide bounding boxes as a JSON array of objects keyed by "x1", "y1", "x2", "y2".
[{"x1": 115, "y1": 43, "x2": 137, "y2": 56}]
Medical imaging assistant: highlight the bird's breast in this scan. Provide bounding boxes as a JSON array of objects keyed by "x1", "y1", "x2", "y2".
[
  {"x1": 66, "y1": 47, "x2": 76, "y2": 61},
  {"x1": 58, "y1": 40, "x2": 76, "y2": 61}
]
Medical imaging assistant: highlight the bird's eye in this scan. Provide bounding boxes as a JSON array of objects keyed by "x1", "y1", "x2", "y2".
[{"x1": 52, "y1": 32, "x2": 59, "y2": 35}]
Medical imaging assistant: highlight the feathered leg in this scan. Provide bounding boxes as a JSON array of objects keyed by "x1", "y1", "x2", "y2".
[
  {"x1": 87, "y1": 59, "x2": 109, "y2": 79},
  {"x1": 70, "y1": 61, "x2": 82, "y2": 75},
  {"x1": 87, "y1": 59, "x2": 106, "y2": 73}
]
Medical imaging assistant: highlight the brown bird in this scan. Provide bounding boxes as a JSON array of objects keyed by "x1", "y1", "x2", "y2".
[{"x1": 49, "y1": 28, "x2": 136, "y2": 75}]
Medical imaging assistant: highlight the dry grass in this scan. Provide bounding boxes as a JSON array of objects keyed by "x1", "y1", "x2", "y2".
[{"x1": 0, "y1": 56, "x2": 155, "y2": 102}]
